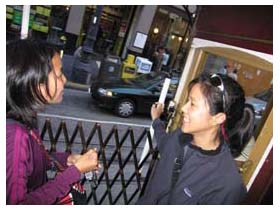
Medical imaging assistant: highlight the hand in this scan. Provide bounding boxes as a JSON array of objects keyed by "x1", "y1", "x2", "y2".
[
  {"x1": 67, "y1": 154, "x2": 81, "y2": 166},
  {"x1": 74, "y1": 148, "x2": 99, "y2": 173},
  {"x1": 151, "y1": 102, "x2": 164, "y2": 121}
]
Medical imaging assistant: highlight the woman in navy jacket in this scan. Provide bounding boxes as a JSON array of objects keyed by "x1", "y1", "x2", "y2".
[{"x1": 137, "y1": 73, "x2": 255, "y2": 204}]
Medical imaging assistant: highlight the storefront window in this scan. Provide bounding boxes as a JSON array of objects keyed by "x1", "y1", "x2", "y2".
[
  {"x1": 82, "y1": 6, "x2": 134, "y2": 56},
  {"x1": 6, "y1": 5, "x2": 133, "y2": 57},
  {"x1": 143, "y1": 6, "x2": 190, "y2": 73}
]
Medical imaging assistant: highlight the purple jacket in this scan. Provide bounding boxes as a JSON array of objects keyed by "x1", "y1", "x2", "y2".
[{"x1": 6, "y1": 120, "x2": 81, "y2": 204}]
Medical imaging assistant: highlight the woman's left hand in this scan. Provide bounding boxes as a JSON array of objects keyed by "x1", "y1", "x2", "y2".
[{"x1": 151, "y1": 102, "x2": 164, "y2": 121}]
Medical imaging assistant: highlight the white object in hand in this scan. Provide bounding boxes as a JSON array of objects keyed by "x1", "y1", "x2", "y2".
[{"x1": 158, "y1": 78, "x2": 171, "y2": 104}]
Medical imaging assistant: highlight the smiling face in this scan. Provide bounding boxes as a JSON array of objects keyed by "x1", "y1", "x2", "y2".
[
  {"x1": 181, "y1": 83, "x2": 219, "y2": 136},
  {"x1": 40, "y1": 52, "x2": 67, "y2": 104}
]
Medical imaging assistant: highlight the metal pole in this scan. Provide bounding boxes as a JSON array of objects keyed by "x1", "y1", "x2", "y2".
[
  {"x1": 21, "y1": 5, "x2": 30, "y2": 39},
  {"x1": 82, "y1": 5, "x2": 103, "y2": 54}
]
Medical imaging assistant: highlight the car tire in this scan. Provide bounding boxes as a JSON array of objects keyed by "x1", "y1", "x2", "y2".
[{"x1": 115, "y1": 99, "x2": 135, "y2": 118}]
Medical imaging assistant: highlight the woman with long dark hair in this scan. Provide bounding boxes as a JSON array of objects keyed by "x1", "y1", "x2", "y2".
[
  {"x1": 6, "y1": 39, "x2": 99, "y2": 204},
  {"x1": 137, "y1": 73, "x2": 255, "y2": 204}
]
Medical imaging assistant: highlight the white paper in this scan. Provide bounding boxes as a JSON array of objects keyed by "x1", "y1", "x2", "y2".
[
  {"x1": 158, "y1": 78, "x2": 171, "y2": 104},
  {"x1": 133, "y1": 32, "x2": 148, "y2": 49}
]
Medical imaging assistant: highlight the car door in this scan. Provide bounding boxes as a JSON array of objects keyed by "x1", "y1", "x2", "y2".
[{"x1": 133, "y1": 80, "x2": 161, "y2": 113}]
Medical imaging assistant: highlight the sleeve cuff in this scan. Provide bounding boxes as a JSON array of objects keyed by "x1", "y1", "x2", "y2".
[
  {"x1": 152, "y1": 118, "x2": 165, "y2": 129},
  {"x1": 61, "y1": 165, "x2": 81, "y2": 184}
]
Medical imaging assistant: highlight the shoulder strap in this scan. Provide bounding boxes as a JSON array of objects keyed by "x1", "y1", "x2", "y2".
[
  {"x1": 7, "y1": 118, "x2": 66, "y2": 172},
  {"x1": 170, "y1": 148, "x2": 184, "y2": 188},
  {"x1": 29, "y1": 129, "x2": 65, "y2": 172},
  {"x1": 168, "y1": 145, "x2": 188, "y2": 203}
]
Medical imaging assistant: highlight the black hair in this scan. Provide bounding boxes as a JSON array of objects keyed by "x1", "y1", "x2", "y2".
[
  {"x1": 6, "y1": 39, "x2": 60, "y2": 128},
  {"x1": 157, "y1": 46, "x2": 165, "y2": 51},
  {"x1": 188, "y1": 73, "x2": 255, "y2": 157}
]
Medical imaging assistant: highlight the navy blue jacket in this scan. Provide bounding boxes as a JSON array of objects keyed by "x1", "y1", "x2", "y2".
[{"x1": 137, "y1": 119, "x2": 246, "y2": 204}]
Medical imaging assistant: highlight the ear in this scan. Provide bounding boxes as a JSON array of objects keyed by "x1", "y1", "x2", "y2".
[{"x1": 211, "y1": 112, "x2": 226, "y2": 125}]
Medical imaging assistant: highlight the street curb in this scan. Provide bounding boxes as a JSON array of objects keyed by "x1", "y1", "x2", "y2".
[{"x1": 65, "y1": 81, "x2": 90, "y2": 92}]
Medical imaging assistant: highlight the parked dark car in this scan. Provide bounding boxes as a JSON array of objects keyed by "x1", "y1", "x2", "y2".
[
  {"x1": 90, "y1": 72, "x2": 179, "y2": 117},
  {"x1": 246, "y1": 87, "x2": 272, "y2": 128}
]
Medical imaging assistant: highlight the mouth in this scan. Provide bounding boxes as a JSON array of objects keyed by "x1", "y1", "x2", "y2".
[{"x1": 182, "y1": 115, "x2": 190, "y2": 124}]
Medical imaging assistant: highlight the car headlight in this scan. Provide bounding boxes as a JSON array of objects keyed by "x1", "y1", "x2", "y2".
[
  {"x1": 97, "y1": 88, "x2": 113, "y2": 97},
  {"x1": 106, "y1": 91, "x2": 113, "y2": 97}
]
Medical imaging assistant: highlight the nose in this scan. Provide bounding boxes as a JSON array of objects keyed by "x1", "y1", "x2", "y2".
[{"x1": 181, "y1": 101, "x2": 189, "y2": 114}]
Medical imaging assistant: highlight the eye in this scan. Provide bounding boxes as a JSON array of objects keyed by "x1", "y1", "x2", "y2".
[{"x1": 186, "y1": 99, "x2": 194, "y2": 107}]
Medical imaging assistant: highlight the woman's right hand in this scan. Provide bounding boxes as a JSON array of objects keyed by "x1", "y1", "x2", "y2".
[
  {"x1": 151, "y1": 102, "x2": 164, "y2": 121},
  {"x1": 74, "y1": 149, "x2": 99, "y2": 173}
]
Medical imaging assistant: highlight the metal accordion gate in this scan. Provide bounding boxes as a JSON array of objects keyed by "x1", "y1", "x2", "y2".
[{"x1": 38, "y1": 115, "x2": 158, "y2": 205}]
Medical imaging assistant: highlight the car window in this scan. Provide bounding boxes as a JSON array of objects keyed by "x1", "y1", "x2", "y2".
[
  {"x1": 149, "y1": 80, "x2": 177, "y2": 95},
  {"x1": 134, "y1": 78, "x2": 161, "y2": 88},
  {"x1": 147, "y1": 80, "x2": 162, "y2": 91},
  {"x1": 128, "y1": 73, "x2": 167, "y2": 87}
]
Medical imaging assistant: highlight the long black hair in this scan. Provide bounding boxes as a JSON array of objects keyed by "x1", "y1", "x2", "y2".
[
  {"x1": 188, "y1": 73, "x2": 255, "y2": 157},
  {"x1": 6, "y1": 39, "x2": 60, "y2": 128}
]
